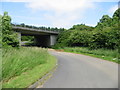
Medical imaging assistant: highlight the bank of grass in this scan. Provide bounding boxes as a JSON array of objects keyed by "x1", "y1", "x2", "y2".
[
  {"x1": 2, "y1": 47, "x2": 57, "y2": 88},
  {"x1": 55, "y1": 47, "x2": 119, "y2": 63}
]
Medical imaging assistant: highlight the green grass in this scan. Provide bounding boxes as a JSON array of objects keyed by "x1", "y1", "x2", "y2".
[
  {"x1": 55, "y1": 47, "x2": 119, "y2": 63},
  {"x1": 2, "y1": 47, "x2": 57, "y2": 88},
  {"x1": 0, "y1": 48, "x2": 2, "y2": 90}
]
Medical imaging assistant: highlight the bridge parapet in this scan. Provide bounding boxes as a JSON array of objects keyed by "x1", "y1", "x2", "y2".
[{"x1": 12, "y1": 26, "x2": 60, "y2": 34}]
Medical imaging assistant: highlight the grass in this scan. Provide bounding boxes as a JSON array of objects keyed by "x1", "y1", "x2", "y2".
[
  {"x1": 2, "y1": 47, "x2": 57, "y2": 88},
  {"x1": 55, "y1": 47, "x2": 119, "y2": 63},
  {"x1": 0, "y1": 48, "x2": 2, "y2": 90}
]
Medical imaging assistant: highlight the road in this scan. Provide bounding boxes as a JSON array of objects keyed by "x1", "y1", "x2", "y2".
[{"x1": 43, "y1": 50, "x2": 118, "y2": 88}]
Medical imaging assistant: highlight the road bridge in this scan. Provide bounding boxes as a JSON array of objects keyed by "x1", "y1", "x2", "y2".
[{"x1": 12, "y1": 26, "x2": 60, "y2": 47}]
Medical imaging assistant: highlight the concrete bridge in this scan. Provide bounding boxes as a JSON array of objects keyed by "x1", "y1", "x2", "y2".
[{"x1": 12, "y1": 26, "x2": 60, "y2": 47}]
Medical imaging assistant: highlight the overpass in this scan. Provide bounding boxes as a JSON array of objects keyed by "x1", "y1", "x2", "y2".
[{"x1": 12, "y1": 26, "x2": 60, "y2": 47}]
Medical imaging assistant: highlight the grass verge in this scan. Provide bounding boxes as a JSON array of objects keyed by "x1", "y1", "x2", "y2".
[
  {"x1": 55, "y1": 47, "x2": 119, "y2": 63},
  {"x1": 2, "y1": 47, "x2": 57, "y2": 88}
]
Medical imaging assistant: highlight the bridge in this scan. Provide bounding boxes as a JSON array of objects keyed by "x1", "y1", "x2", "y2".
[{"x1": 12, "y1": 26, "x2": 60, "y2": 47}]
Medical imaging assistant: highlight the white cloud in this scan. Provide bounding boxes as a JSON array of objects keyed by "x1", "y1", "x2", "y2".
[
  {"x1": 108, "y1": 5, "x2": 118, "y2": 14},
  {"x1": 26, "y1": 0, "x2": 94, "y2": 12},
  {"x1": 43, "y1": 12, "x2": 82, "y2": 28},
  {"x1": 24, "y1": 0, "x2": 95, "y2": 28},
  {"x1": 2, "y1": 0, "x2": 119, "y2": 28}
]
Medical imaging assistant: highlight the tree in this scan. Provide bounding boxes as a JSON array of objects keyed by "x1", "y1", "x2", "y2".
[
  {"x1": 2, "y1": 12, "x2": 19, "y2": 47},
  {"x1": 113, "y1": 8, "x2": 120, "y2": 19},
  {"x1": 69, "y1": 24, "x2": 94, "y2": 31},
  {"x1": 112, "y1": 8, "x2": 120, "y2": 26},
  {"x1": 95, "y1": 15, "x2": 112, "y2": 30},
  {"x1": 0, "y1": 15, "x2": 2, "y2": 47},
  {"x1": 55, "y1": 9, "x2": 119, "y2": 50}
]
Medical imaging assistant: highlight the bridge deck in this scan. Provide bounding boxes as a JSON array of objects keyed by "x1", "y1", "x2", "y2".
[{"x1": 12, "y1": 26, "x2": 60, "y2": 35}]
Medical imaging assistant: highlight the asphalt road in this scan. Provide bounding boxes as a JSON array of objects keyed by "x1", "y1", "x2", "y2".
[{"x1": 43, "y1": 50, "x2": 118, "y2": 88}]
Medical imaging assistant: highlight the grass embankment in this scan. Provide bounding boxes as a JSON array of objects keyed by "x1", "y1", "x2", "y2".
[
  {"x1": 2, "y1": 47, "x2": 57, "y2": 88},
  {"x1": 55, "y1": 47, "x2": 119, "y2": 63}
]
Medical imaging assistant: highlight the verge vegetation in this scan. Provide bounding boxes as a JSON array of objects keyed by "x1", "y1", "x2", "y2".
[
  {"x1": 55, "y1": 47, "x2": 119, "y2": 63},
  {"x1": 53, "y1": 8, "x2": 120, "y2": 63},
  {"x1": 1, "y1": 12, "x2": 57, "y2": 88},
  {"x1": 2, "y1": 47, "x2": 57, "y2": 88}
]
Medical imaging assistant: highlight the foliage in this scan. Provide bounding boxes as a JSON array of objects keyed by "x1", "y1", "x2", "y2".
[
  {"x1": 2, "y1": 12, "x2": 19, "y2": 47},
  {"x1": 21, "y1": 35, "x2": 34, "y2": 41},
  {"x1": 2, "y1": 47, "x2": 50, "y2": 81},
  {"x1": 95, "y1": 15, "x2": 112, "y2": 30},
  {"x1": 112, "y1": 8, "x2": 120, "y2": 22},
  {"x1": 57, "y1": 47, "x2": 119, "y2": 63},
  {"x1": 69, "y1": 24, "x2": 94, "y2": 31},
  {"x1": 2, "y1": 47, "x2": 57, "y2": 88},
  {"x1": 55, "y1": 24, "x2": 94, "y2": 48},
  {"x1": 67, "y1": 30, "x2": 92, "y2": 47},
  {"x1": 0, "y1": 15, "x2": 2, "y2": 47},
  {"x1": 54, "y1": 8, "x2": 120, "y2": 58},
  {"x1": 55, "y1": 30, "x2": 72, "y2": 47}
]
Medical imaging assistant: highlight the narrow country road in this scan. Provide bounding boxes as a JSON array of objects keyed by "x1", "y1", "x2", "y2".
[{"x1": 43, "y1": 50, "x2": 118, "y2": 88}]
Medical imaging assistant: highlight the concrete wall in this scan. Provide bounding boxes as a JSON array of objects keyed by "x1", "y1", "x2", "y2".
[
  {"x1": 50, "y1": 35, "x2": 57, "y2": 46},
  {"x1": 17, "y1": 32, "x2": 21, "y2": 46}
]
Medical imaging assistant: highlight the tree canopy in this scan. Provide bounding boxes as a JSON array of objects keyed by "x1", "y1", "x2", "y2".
[
  {"x1": 2, "y1": 12, "x2": 19, "y2": 47},
  {"x1": 55, "y1": 8, "x2": 120, "y2": 50}
]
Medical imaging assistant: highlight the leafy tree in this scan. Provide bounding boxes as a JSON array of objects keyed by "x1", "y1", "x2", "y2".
[
  {"x1": 54, "y1": 30, "x2": 72, "y2": 47},
  {"x1": 113, "y1": 8, "x2": 120, "y2": 19},
  {"x1": 70, "y1": 24, "x2": 94, "y2": 31},
  {"x1": 112, "y1": 8, "x2": 120, "y2": 26},
  {"x1": 55, "y1": 8, "x2": 119, "y2": 50},
  {"x1": 0, "y1": 15, "x2": 2, "y2": 47},
  {"x1": 2, "y1": 12, "x2": 19, "y2": 47},
  {"x1": 95, "y1": 15, "x2": 112, "y2": 30}
]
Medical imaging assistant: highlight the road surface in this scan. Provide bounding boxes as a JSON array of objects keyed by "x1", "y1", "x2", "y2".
[{"x1": 43, "y1": 50, "x2": 118, "y2": 88}]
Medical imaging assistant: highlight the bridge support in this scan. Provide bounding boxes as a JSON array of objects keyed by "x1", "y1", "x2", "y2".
[
  {"x1": 50, "y1": 35, "x2": 57, "y2": 46},
  {"x1": 17, "y1": 32, "x2": 21, "y2": 46},
  {"x1": 34, "y1": 35, "x2": 57, "y2": 47}
]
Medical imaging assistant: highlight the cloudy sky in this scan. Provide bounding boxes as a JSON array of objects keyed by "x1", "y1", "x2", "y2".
[{"x1": 0, "y1": 0, "x2": 119, "y2": 29}]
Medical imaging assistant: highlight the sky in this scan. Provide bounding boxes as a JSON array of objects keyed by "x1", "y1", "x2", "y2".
[{"x1": 0, "y1": 0, "x2": 119, "y2": 29}]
